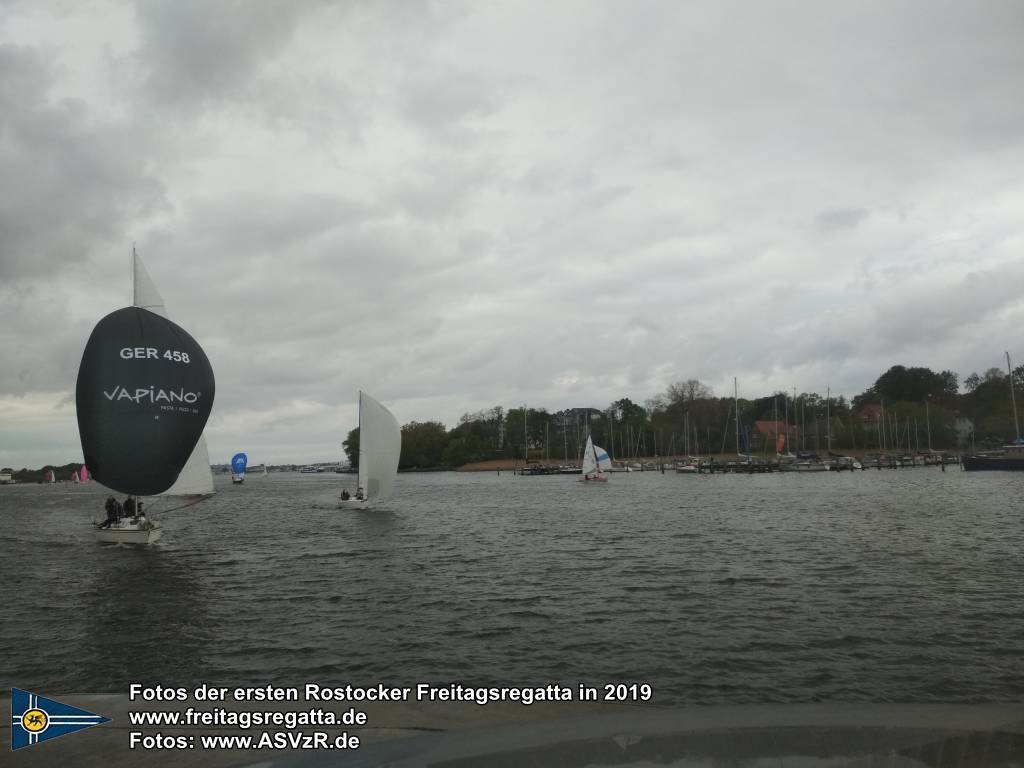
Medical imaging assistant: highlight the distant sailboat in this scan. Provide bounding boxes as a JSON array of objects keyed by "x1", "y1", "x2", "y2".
[
  {"x1": 80, "y1": 465, "x2": 89, "y2": 483},
  {"x1": 579, "y1": 435, "x2": 610, "y2": 482},
  {"x1": 338, "y1": 391, "x2": 401, "y2": 508},
  {"x1": 231, "y1": 452, "x2": 247, "y2": 484},
  {"x1": 77, "y1": 249, "x2": 216, "y2": 545},
  {"x1": 46, "y1": 469, "x2": 56, "y2": 483}
]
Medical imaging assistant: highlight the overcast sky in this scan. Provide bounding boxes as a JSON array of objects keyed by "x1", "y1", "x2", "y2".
[{"x1": 2, "y1": 0, "x2": 1023, "y2": 467}]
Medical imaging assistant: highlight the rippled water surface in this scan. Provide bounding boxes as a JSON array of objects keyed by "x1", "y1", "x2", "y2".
[{"x1": 2, "y1": 469, "x2": 1022, "y2": 703}]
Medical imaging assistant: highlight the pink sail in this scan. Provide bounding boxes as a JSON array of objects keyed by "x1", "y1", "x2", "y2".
[{"x1": 80, "y1": 465, "x2": 89, "y2": 482}]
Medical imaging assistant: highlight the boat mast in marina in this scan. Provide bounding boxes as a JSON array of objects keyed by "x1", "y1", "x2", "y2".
[
  {"x1": 926, "y1": 396, "x2": 932, "y2": 452},
  {"x1": 826, "y1": 386, "x2": 831, "y2": 453},
  {"x1": 1007, "y1": 351, "x2": 1021, "y2": 441}
]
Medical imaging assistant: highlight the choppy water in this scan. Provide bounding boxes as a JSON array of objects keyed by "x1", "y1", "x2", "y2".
[{"x1": 1, "y1": 469, "x2": 1022, "y2": 704}]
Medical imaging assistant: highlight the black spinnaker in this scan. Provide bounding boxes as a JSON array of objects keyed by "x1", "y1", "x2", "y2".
[{"x1": 76, "y1": 306, "x2": 215, "y2": 496}]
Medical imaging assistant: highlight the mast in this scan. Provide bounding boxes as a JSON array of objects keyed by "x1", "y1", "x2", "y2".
[
  {"x1": 880, "y1": 400, "x2": 886, "y2": 452},
  {"x1": 523, "y1": 404, "x2": 528, "y2": 467},
  {"x1": 784, "y1": 393, "x2": 789, "y2": 454},
  {"x1": 826, "y1": 386, "x2": 831, "y2": 453},
  {"x1": 1007, "y1": 351, "x2": 1021, "y2": 441},
  {"x1": 925, "y1": 396, "x2": 932, "y2": 451},
  {"x1": 734, "y1": 377, "x2": 740, "y2": 457}
]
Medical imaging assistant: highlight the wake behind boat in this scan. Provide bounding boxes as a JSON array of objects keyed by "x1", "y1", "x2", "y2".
[
  {"x1": 338, "y1": 391, "x2": 401, "y2": 508},
  {"x1": 77, "y1": 249, "x2": 216, "y2": 545}
]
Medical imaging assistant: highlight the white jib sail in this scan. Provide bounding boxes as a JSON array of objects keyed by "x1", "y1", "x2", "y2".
[
  {"x1": 581, "y1": 436, "x2": 598, "y2": 476},
  {"x1": 133, "y1": 250, "x2": 214, "y2": 497},
  {"x1": 594, "y1": 444, "x2": 612, "y2": 471},
  {"x1": 357, "y1": 391, "x2": 401, "y2": 502},
  {"x1": 165, "y1": 435, "x2": 215, "y2": 496}
]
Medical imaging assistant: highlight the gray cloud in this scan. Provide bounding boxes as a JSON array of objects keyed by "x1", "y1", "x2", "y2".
[
  {"x1": 3, "y1": 0, "x2": 1024, "y2": 467},
  {"x1": 816, "y1": 207, "x2": 869, "y2": 233}
]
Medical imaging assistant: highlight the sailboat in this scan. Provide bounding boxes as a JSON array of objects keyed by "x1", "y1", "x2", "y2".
[
  {"x1": 79, "y1": 465, "x2": 89, "y2": 483},
  {"x1": 231, "y1": 452, "x2": 247, "y2": 484},
  {"x1": 338, "y1": 391, "x2": 401, "y2": 508},
  {"x1": 579, "y1": 435, "x2": 610, "y2": 482},
  {"x1": 46, "y1": 469, "x2": 56, "y2": 483},
  {"x1": 76, "y1": 250, "x2": 216, "y2": 545}
]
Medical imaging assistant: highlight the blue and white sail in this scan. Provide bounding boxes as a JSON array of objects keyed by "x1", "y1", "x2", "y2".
[
  {"x1": 580, "y1": 435, "x2": 610, "y2": 480},
  {"x1": 231, "y1": 452, "x2": 247, "y2": 484}
]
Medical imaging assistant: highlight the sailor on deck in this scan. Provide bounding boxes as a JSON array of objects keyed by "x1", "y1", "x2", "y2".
[{"x1": 100, "y1": 496, "x2": 118, "y2": 528}]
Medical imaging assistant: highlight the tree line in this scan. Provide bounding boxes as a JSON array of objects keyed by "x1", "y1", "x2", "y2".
[{"x1": 341, "y1": 362, "x2": 1023, "y2": 469}]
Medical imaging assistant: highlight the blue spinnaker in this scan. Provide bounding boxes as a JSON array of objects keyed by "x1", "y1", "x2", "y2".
[{"x1": 231, "y1": 452, "x2": 248, "y2": 475}]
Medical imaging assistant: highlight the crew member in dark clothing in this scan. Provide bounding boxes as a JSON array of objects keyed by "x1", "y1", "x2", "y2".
[
  {"x1": 100, "y1": 497, "x2": 118, "y2": 528},
  {"x1": 340, "y1": 490, "x2": 350, "y2": 501},
  {"x1": 123, "y1": 496, "x2": 136, "y2": 518}
]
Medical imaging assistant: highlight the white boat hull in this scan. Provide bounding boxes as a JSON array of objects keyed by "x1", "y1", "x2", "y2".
[
  {"x1": 338, "y1": 497, "x2": 373, "y2": 509},
  {"x1": 95, "y1": 518, "x2": 162, "y2": 545},
  {"x1": 778, "y1": 462, "x2": 829, "y2": 472},
  {"x1": 578, "y1": 474, "x2": 609, "y2": 482},
  {"x1": 231, "y1": 474, "x2": 244, "y2": 484}
]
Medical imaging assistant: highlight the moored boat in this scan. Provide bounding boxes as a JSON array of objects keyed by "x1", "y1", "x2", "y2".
[{"x1": 962, "y1": 440, "x2": 1024, "y2": 471}]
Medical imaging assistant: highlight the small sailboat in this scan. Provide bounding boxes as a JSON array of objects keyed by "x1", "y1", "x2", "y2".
[
  {"x1": 46, "y1": 469, "x2": 56, "y2": 483},
  {"x1": 338, "y1": 391, "x2": 401, "y2": 508},
  {"x1": 77, "y1": 250, "x2": 216, "y2": 545},
  {"x1": 231, "y1": 452, "x2": 247, "y2": 484},
  {"x1": 80, "y1": 465, "x2": 89, "y2": 483},
  {"x1": 579, "y1": 435, "x2": 610, "y2": 482}
]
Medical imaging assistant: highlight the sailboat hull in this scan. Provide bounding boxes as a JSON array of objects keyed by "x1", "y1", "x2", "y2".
[
  {"x1": 94, "y1": 518, "x2": 162, "y2": 545},
  {"x1": 579, "y1": 474, "x2": 609, "y2": 482},
  {"x1": 337, "y1": 498, "x2": 372, "y2": 509}
]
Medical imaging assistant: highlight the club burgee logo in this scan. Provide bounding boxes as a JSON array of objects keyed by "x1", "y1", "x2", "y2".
[{"x1": 11, "y1": 688, "x2": 110, "y2": 750}]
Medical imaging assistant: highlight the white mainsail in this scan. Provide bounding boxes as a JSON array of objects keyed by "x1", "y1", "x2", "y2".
[
  {"x1": 132, "y1": 250, "x2": 214, "y2": 497},
  {"x1": 357, "y1": 391, "x2": 401, "y2": 502}
]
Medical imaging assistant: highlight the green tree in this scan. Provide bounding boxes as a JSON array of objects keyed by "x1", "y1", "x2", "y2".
[
  {"x1": 342, "y1": 428, "x2": 359, "y2": 468},
  {"x1": 400, "y1": 421, "x2": 450, "y2": 469}
]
